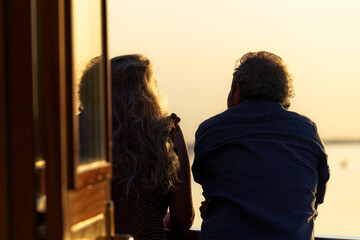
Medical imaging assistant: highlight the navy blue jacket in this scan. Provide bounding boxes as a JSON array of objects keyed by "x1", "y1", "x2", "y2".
[{"x1": 192, "y1": 100, "x2": 329, "y2": 240}]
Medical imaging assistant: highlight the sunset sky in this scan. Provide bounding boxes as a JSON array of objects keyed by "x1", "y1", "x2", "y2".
[
  {"x1": 104, "y1": 1, "x2": 360, "y2": 235},
  {"x1": 107, "y1": 0, "x2": 360, "y2": 142}
]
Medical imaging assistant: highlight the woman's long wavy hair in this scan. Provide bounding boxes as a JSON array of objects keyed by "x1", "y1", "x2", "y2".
[
  {"x1": 111, "y1": 54, "x2": 179, "y2": 197},
  {"x1": 77, "y1": 56, "x2": 103, "y2": 112},
  {"x1": 232, "y1": 51, "x2": 295, "y2": 109}
]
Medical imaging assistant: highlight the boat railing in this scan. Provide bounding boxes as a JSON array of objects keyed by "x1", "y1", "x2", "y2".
[{"x1": 165, "y1": 229, "x2": 360, "y2": 240}]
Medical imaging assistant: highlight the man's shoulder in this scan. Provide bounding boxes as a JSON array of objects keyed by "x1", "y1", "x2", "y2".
[
  {"x1": 196, "y1": 102, "x2": 319, "y2": 137},
  {"x1": 286, "y1": 108, "x2": 317, "y2": 127},
  {"x1": 198, "y1": 108, "x2": 231, "y2": 131}
]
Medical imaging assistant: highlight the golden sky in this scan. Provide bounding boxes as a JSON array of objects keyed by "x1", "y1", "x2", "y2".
[{"x1": 108, "y1": 0, "x2": 360, "y2": 141}]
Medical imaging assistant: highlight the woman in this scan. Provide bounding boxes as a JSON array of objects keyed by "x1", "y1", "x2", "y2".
[{"x1": 111, "y1": 54, "x2": 194, "y2": 240}]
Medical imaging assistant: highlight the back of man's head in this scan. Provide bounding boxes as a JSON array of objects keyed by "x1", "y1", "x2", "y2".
[{"x1": 232, "y1": 51, "x2": 294, "y2": 109}]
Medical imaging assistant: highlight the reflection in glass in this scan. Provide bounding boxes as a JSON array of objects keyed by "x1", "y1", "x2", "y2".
[
  {"x1": 35, "y1": 160, "x2": 46, "y2": 239},
  {"x1": 77, "y1": 57, "x2": 107, "y2": 164},
  {"x1": 72, "y1": 0, "x2": 106, "y2": 165},
  {"x1": 31, "y1": 0, "x2": 46, "y2": 237}
]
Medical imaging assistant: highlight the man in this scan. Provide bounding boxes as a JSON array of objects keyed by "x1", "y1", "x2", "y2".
[{"x1": 192, "y1": 51, "x2": 330, "y2": 240}]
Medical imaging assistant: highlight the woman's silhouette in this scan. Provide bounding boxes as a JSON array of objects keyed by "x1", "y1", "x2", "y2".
[{"x1": 111, "y1": 54, "x2": 194, "y2": 239}]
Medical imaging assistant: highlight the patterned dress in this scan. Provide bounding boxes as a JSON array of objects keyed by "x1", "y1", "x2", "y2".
[
  {"x1": 112, "y1": 114, "x2": 179, "y2": 239},
  {"x1": 112, "y1": 184, "x2": 170, "y2": 240}
]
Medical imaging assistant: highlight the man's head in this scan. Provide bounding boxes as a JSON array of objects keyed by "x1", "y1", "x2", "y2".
[{"x1": 228, "y1": 51, "x2": 294, "y2": 109}]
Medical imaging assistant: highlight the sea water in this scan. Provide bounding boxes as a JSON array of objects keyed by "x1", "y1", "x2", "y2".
[{"x1": 188, "y1": 143, "x2": 360, "y2": 237}]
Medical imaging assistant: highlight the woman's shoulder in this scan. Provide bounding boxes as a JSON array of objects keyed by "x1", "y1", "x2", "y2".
[
  {"x1": 168, "y1": 113, "x2": 181, "y2": 140},
  {"x1": 170, "y1": 113, "x2": 181, "y2": 122}
]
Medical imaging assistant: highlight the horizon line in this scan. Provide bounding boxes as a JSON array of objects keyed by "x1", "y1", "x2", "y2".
[{"x1": 186, "y1": 139, "x2": 360, "y2": 148}]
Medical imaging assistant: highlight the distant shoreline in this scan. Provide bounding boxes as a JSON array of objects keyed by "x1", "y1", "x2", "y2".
[{"x1": 323, "y1": 139, "x2": 360, "y2": 145}]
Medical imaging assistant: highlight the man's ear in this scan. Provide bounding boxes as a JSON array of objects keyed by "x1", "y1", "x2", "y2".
[{"x1": 232, "y1": 84, "x2": 242, "y2": 106}]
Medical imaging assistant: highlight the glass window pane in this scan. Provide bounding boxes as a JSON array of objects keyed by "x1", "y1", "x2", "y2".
[{"x1": 72, "y1": 0, "x2": 106, "y2": 165}]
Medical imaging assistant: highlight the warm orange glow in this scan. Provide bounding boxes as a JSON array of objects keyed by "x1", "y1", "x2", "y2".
[{"x1": 108, "y1": 0, "x2": 360, "y2": 236}]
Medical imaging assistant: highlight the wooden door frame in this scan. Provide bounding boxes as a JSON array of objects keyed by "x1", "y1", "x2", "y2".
[
  {"x1": 63, "y1": 0, "x2": 113, "y2": 238},
  {"x1": 41, "y1": 0, "x2": 112, "y2": 238},
  {"x1": 39, "y1": 0, "x2": 68, "y2": 239},
  {"x1": 1, "y1": 0, "x2": 37, "y2": 240},
  {"x1": 1, "y1": 0, "x2": 112, "y2": 239},
  {"x1": 0, "y1": 0, "x2": 8, "y2": 239},
  {"x1": 0, "y1": 0, "x2": 70, "y2": 239}
]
